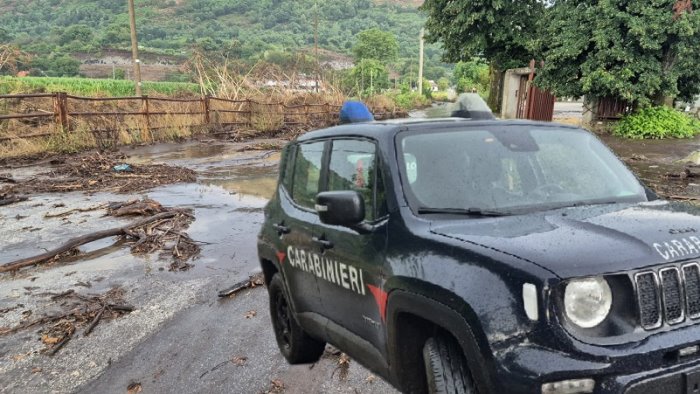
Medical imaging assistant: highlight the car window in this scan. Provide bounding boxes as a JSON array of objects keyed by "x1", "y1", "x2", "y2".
[
  {"x1": 398, "y1": 126, "x2": 647, "y2": 212},
  {"x1": 291, "y1": 141, "x2": 325, "y2": 209},
  {"x1": 328, "y1": 139, "x2": 385, "y2": 221},
  {"x1": 281, "y1": 144, "x2": 296, "y2": 193}
]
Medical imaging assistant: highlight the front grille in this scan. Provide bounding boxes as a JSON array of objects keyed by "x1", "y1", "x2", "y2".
[
  {"x1": 636, "y1": 263, "x2": 700, "y2": 330},
  {"x1": 660, "y1": 268, "x2": 683, "y2": 324},
  {"x1": 636, "y1": 272, "x2": 662, "y2": 329},
  {"x1": 683, "y1": 264, "x2": 700, "y2": 318}
]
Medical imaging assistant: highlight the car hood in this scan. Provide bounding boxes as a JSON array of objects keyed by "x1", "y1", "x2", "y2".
[{"x1": 430, "y1": 201, "x2": 700, "y2": 278}]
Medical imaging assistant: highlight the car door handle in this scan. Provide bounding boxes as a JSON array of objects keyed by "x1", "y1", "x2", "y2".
[
  {"x1": 273, "y1": 223, "x2": 290, "y2": 235},
  {"x1": 312, "y1": 236, "x2": 334, "y2": 250}
]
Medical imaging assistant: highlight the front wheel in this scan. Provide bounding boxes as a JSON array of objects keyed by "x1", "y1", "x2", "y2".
[
  {"x1": 268, "y1": 274, "x2": 325, "y2": 364},
  {"x1": 423, "y1": 336, "x2": 477, "y2": 394}
]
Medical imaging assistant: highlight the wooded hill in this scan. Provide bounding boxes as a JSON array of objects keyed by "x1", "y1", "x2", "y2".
[{"x1": 0, "y1": 0, "x2": 451, "y2": 80}]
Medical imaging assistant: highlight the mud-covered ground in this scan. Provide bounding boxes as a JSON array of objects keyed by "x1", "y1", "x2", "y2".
[
  {"x1": 0, "y1": 114, "x2": 698, "y2": 393},
  {"x1": 0, "y1": 140, "x2": 396, "y2": 394}
]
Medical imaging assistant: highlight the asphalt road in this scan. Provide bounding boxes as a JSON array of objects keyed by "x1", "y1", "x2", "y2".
[
  {"x1": 0, "y1": 141, "x2": 397, "y2": 394},
  {"x1": 77, "y1": 286, "x2": 396, "y2": 394}
]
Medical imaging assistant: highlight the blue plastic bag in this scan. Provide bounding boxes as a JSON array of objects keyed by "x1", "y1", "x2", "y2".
[{"x1": 113, "y1": 164, "x2": 132, "y2": 172}]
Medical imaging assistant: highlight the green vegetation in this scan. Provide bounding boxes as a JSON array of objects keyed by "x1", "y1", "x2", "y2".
[
  {"x1": 0, "y1": 76, "x2": 200, "y2": 96},
  {"x1": 352, "y1": 28, "x2": 399, "y2": 64},
  {"x1": 614, "y1": 106, "x2": 700, "y2": 139},
  {"x1": 0, "y1": 0, "x2": 453, "y2": 83},
  {"x1": 423, "y1": 0, "x2": 700, "y2": 109},
  {"x1": 422, "y1": 0, "x2": 545, "y2": 109},
  {"x1": 453, "y1": 58, "x2": 489, "y2": 97},
  {"x1": 387, "y1": 91, "x2": 431, "y2": 110},
  {"x1": 537, "y1": 1, "x2": 700, "y2": 107}
]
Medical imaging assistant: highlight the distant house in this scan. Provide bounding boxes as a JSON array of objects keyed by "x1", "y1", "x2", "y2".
[
  {"x1": 428, "y1": 80, "x2": 439, "y2": 92},
  {"x1": 261, "y1": 76, "x2": 324, "y2": 92}
]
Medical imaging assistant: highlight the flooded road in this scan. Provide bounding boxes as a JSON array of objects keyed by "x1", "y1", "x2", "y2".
[{"x1": 0, "y1": 140, "x2": 396, "y2": 394}]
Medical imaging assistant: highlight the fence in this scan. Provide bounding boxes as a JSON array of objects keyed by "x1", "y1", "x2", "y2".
[
  {"x1": 595, "y1": 97, "x2": 635, "y2": 120},
  {"x1": 0, "y1": 93, "x2": 400, "y2": 143}
]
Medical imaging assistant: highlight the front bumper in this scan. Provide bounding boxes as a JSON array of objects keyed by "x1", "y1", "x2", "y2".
[{"x1": 492, "y1": 337, "x2": 700, "y2": 393}]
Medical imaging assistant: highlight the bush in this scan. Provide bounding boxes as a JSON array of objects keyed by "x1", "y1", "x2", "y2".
[
  {"x1": 614, "y1": 106, "x2": 700, "y2": 139},
  {"x1": 431, "y1": 91, "x2": 451, "y2": 102},
  {"x1": 387, "y1": 91, "x2": 431, "y2": 110}
]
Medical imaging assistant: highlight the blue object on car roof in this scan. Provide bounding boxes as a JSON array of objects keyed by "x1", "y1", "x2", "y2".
[{"x1": 339, "y1": 101, "x2": 374, "y2": 124}]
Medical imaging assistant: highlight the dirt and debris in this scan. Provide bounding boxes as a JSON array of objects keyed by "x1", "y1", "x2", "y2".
[
  {"x1": 218, "y1": 272, "x2": 265, "y2": 297},
  {"x1": 262, "y1": 379, "x2": 285, "y2": 394},
  {"x1": 236, "y1": 142, "x2": 284, "y2": 152},
  {"x1": 0, "y1": 287, "x2": 133, "y2": 355},
  {"x1": 1, "y1": 151, "x2": 196, "y2": 196},
  {"x1": 127, "y1": 382, "x2": 143, "y2": 394},
  {"x1": 0, "y1": 192, "x2": 28, "y2": 207},
  {"x1": 0, "y1": 198, "x2": 200, "y2": 273}
]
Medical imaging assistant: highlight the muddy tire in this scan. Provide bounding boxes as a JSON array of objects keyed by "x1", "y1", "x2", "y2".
[
  {"x1": 423, "y1": 336, "x2": 477, "y2": 394},
  {"x1": 268, "y1": 274, "x2": 325, "y2": 364}
]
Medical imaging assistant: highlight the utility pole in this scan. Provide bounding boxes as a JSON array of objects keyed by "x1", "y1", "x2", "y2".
[
  {"x1": 127, "y1": 0, "x2": 143, "y2": 96},
  {"x1": 418, "y1": 28, "x2": 424, "y2": 96},
  {"x1": 314, "y1": 0, "x2": 319, "y2": 93}
]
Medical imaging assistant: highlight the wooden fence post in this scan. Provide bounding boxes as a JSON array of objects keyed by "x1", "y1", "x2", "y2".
[
  {"x1": 246, "y1": 99, "x2": 253, "y2": 128},
  {"x1": 142, "y1": 95, "x2": 151, "y2": 134},
  {"x1": 304, "y1": 104, "x2": 309, "y2": 125},
  {"x1": 202, "y1": 96, "x2": 211, "y2": 125},
  {"x1": 53, "y1": 92, "x2": 69, "y2": 132}
]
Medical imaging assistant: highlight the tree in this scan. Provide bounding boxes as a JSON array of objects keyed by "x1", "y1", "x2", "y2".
[
  {"x1": 348, "y1": 59, "x2": 390, "y2": 96},
  {"x1": 0, "y1": 44, "x2": 30, "y2": 75},
  {"x1": 351, "y1": 28, "x2": 399, "y2": 64},
  {"x1": 536, "y1": 0, "x2": 700, "y2": 107},
  {"x1": 437, "y1": 77, "x2": 450, "y2": 91},
  {"x1": 421, "y1": 0, "x2": 545, "y2": 110}
]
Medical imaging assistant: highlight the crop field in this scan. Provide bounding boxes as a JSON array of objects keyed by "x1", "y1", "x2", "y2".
[{"x1": 0, "y1": 76, "x2": 201, "y2": 97}]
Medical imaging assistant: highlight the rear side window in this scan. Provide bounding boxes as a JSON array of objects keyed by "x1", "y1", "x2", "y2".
[
  {"x1": 281, "y1": 144, "x2": 296, "y2": 192},
  {"x1": 328, "y1": 139, "x2": 386, "y2": 221},
  {"x1": 291, "y1": 141, "x2": 325, "y2": 209}
]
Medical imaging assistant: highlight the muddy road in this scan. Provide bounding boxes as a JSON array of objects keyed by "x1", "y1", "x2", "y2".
[{"x1": 0, "y1": 140, "x2": 396, "y2": 393}]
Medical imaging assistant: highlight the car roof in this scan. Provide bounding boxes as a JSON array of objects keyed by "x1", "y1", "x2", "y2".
[{"x1": 296, "y1": 118, "x2": 584, "y2": 142}]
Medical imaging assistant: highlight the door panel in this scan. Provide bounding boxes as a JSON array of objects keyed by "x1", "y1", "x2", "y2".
[
  {"x1": 314, "y1": 139, "x2": 389, "y2": 352},
  {"x1": 274, "y1": 141, "x2": 326, "y2": 315}
]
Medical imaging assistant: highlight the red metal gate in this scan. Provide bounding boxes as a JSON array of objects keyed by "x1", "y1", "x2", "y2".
[{"x1": 516, "y1": 60, "x2": 556, "y2": 121}]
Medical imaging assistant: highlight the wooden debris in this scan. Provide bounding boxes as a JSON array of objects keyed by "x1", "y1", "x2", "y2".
[
  {"x1": 0, "y1": 198, "x2": 200, "y2": 273},
  {"x1": 0, "y1": 211, "x2": 178, "y2": 273},
  {"x1": 218, "y1": 273, "x2": 265, "y2": 297},
  {"x1": 0, "y1": 288, "x2": 132, "y2": 355},
  {"x1": 0, "y1": 195, "x2": 28, "y2": 207},
  {"x1": 44, "y1": 203, "x2": 109, "y2": 219}
]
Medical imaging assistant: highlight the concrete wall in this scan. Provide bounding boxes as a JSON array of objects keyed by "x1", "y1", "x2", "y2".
[{"x1": 501, "y1": 67, "x2": 531, "y2": 119}]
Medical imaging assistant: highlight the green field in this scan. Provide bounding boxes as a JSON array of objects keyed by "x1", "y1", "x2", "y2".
[{"x1": 0, "y1": 77, "x2": 201, "y2": 97}]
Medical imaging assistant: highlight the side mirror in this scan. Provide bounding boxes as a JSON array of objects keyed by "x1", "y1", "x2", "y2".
[{"x1": 315, "y1": 191, "x2": 365, "y2": 227}]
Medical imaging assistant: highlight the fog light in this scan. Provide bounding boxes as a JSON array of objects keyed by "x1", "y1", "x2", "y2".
[
  {"x1": 679, "y1": 345, "x2": 699, "y2": 357},
  {"x1": 541, "y1": 378, "x2": 595, "y2": 394}
]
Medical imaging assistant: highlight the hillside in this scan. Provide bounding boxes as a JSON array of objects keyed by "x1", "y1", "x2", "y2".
[{"x1": 0, "y1": 0, "x2": 449, "y2": 81}]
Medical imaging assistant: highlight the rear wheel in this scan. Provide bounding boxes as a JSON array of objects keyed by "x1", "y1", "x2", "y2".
[
  {"x1": 268, "y1": 274, "x2": 325, "y2": 364},
  {"x1": 423, "y1": 336, "x2": 477, "y2": 394}
]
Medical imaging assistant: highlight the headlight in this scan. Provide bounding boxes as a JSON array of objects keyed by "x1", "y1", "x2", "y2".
[{"x1": 564, "y1": 277, "x2": 612, "y2": 328}]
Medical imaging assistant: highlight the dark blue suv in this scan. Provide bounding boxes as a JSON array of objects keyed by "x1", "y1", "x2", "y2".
[{"x1": 258, "y1": 117, "x2": 700, "y2": 393}]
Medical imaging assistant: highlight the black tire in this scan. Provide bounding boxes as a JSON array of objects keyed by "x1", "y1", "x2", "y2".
[
  {"x1": 268, "y1": 274, "x2": 325, "y2": 364},
  {"x1": 423, "y1": 336, "x2": 477, "y2": 394}
]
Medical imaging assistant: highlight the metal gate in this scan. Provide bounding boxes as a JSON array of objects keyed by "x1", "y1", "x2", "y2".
[{"x1": 515, "y1": 61, "x2": 556, "y2": 122}]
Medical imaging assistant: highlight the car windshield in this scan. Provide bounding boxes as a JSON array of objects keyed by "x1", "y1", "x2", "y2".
[{"x1": 398, "y1": 126, "x2": 648, "y2": 214}]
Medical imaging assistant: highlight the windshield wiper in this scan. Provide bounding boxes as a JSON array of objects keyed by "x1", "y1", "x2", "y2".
[{"x1": 417, "y1": 207, "x2": 511, "y2": 217}]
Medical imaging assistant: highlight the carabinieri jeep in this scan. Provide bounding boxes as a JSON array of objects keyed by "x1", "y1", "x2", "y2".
[{"x1": 257, "y1": 116, "x2": 700, "y2": 394}]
